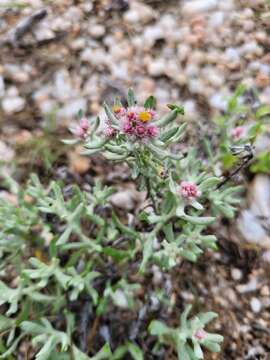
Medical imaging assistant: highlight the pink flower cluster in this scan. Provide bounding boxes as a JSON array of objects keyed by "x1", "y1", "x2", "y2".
[
  {"x1": 194, "y1": 328, "x2": 206, "y2": 341},
  {"x1": 112, "y1": 105, "x2": 159, "y2": 140},
  {"x1": 179, "y1": 181, "x2": 201, "y2": 200},
  {"x1": 231, "y1": 126, "x2": 244, "y2": 140},
  {"x1": 75, "y1": 117, "x2": 89, "y2": 139}
]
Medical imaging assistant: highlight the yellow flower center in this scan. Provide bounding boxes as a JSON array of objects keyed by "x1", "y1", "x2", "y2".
[
  {"x1": 112, "y1": 105, "x2": 121, "y2": 113},
  {"x1": 138, "y1": 111, "x2": 151, "y2": 122}
]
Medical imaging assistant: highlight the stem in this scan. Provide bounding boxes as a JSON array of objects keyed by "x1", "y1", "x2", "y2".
[{"x1": 146, "y1": 177, "x2": 158, "y2": 213}]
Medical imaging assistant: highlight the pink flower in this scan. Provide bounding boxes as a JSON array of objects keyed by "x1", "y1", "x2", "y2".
[
  {"x1": 104, "y1": 126, "x2": 116, "y2": 137},
  {"x1": 79, "y1": 117, "x2": 89, "y2": 131},
  {"x1": 122, "y1": 121, "x2": 134, "y2": 135},
  {"x1": 136, "y1": 125, "x2": 146, "y2": 137},
  {"x1": 149, "y1": 109, "x2": 156, "y2": 119},
  {"x1": 194, "y1": 329, "x2": 206, "y2": 341},
  {"x1": 127, "y1": 110, "x2": 137, "y2": 121},
  {"x1": 231, "y1": 126, "x2": 244, "y2": 140},
  {"x1": 180, "y1": 181, "x2": 201, "y2": 200},
  {"x1": 147, "y1": 125, "x2": 159, "y2": 138},
  {"x1": 75, "y1": 126, "x2": 86, "y2": 139}
]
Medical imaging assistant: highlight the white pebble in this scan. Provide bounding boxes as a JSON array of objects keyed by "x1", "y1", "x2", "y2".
[
  {"x1": 2, "y1": 96, "x2": 25, "y2": 114},
  {"x1": 250, "y1": 297, "x2": 262, "y2": 313}
]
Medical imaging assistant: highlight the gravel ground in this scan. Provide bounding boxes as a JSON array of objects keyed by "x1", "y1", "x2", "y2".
[{"x1": 0, "y1": 0, "x2": 270, "y2": 359}]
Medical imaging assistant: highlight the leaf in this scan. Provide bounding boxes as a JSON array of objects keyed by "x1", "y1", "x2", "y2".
[
  {"x1": 0, "y1": 315, "x2": 15, "y2": 332},
  {"x1": 167, "y1": 104, "x2": 185, "y2": 115},
  {"x1": 127, "y1": 88, "x2": 136, "y2": 107},
  {"x1": 199, "y1": 177, "x2": 220, "y2": 191},
  {"x1": 202, "y1": 341, "x2": 221, "y2": 353},
  {"x1": 35, "y1": 336, "x2": 57, "y2": 360},
  {"x1": 104, "y1": 103, "x2": 119, "y2": 125},
  {"x1": 155, "y1": 109, "x2": 178, "y2": 127},
  {"x1": 193, "y1": 342, "x2": 203, "y2": 359},
  {"x1": 227, "y1": 84, "x2": 246, "y2": 113},
  {"x1": 62, "y1": 139, "x2": 79, "y2": 145},
  {"x1": 127, "y1": 342, "x2": 144, "y2": 360},
  {"x1": 84, "y1": 138, "x2": 108, "y2": 150},
  {"x1": 144, "y1": 96, "x2": 156, "y2": 109},
  {"x1": 148, "y1": 320, "x2": 170, "y2": 337},
  {"x1": 181, "y1": 214, "x2": 216, "y2": 225},
  {"x1": 90, "y1": 343, "x2": 112, "y2": 360},
  {"x1": 255, "y1": 105, "x2": 270, "y2": 119},
  {"x1": 163, "y1": 223, "x2": 174, "y2": 242}
]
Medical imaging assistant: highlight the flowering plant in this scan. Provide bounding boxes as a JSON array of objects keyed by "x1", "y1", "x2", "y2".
[{"x1": 0, "y1": 89, "x2": 245, "y2": 359}]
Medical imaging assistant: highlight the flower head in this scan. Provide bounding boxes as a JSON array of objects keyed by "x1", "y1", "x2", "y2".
[
  {"x1": 138, "y1": 111, "x2": 152, "y2": 122},
  {"x1": 79, "y1": 117, "x2": 89, "y2": 131},
  {"x1": 147, "y1": 125, "x2": 159, "y2": 138},
  {"x1": 194, "y1": 328, "x2": 206, "y2": 341},
  {"x1": 179, "y1": 181, "x2": 201, "y2": 200},
  {"x1": 73, "y1": 117, "x2": 90, "y2": 139},
  {"x1": 136, "y1": 125, "x2": 146, "y2": 137},
  {"x1": 231, "y1": 126, "x2": 244, "y2": 140},
  {"x1": 104, "y1": 125, "x2": 116, "y2": 138}
]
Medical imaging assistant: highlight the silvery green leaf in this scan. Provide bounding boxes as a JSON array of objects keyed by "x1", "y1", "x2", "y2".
[
  {"x1": 104, "y1": 102, "x2": 119, "y2": 125},
  {"x1": 167, "y1": 123, "x2": 187, "y2": 144},
  {"x1": 201, "y1": 341, "x2": 221, "y2": 353},
  {"x1": 204, "y1": 333, "x2": 223, "y2": 343},
  {"x1": 155, "y1": 109, "x2": 178, "y2": 127},
  {"x1": 127, "y1": 88, "x2": 136, "y2": 107},
  {"x1": 163, "y1": 223, "x2": 174, "y2": 242},
  {"x1": 104, "y1": 152, "x2": 129, "y2": 161},
  {"x1": 193, "y1": 342, "x2": 203, "y2": 359},
  {"x1": 0, "y1": 314, "x2": 14, "y2": 332},
  {"x1": 62, "y1": 139, "x2": 80, "y2": 145},
  {"x1": 197, "y1": 312, "x2": 218, "y2": 325},
  {"x1": 105, "y1": 144, "x2": 128, "y2": 155},
  {"x1": 176, "y1": 342, "x2": 190, "y2": 360},
  {"x1": 84, "y1": 138, "x2": 108, "y2": 149},
  {"x1": 35, "y1": 336, "x2": 57, "y2": 360},
  {"x1": 90, "y1": 343, "x2": 112, "y2": 360},
  {"x1": 198, "y1": 177, "x2": 220, "y2": 191},
  {"x1": 139, "y1": 237, "x2": 153, "y2": 273},
  {"x1": 73, "y1": 346, "x2": 91, "y2": 359},
  {"x1": 148, "y1": 320, "x2": 170, "y2": 337},
  {"x1": 190, "y1": 200, "x2": 203, "y2": 211},
  {"x1": 127, "y1": 342, "x2": 144, "y2": 360},
  {"x1": 176, "y1": 204, "x2": 184, "y2": 217},
  {"x1": 181, "y1": 214, "x2": 215, "y2": 225},
  {"x1": 180, "y1": 304, "x2": 192, "y2": 329},
  {"x1": 180, "y1": 249, "x2": 197, "y2": 262},
  {"x1": 160, "y1": 127, "x2": 179, "y2": 143},
  {"x1": 93, "y1": 116, "x2": 101, "y2": 133}
]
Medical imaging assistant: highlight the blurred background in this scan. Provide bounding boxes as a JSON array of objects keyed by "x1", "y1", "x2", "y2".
[{"x1": 0, "y1": 0, "x2": 270, "y2": 358}]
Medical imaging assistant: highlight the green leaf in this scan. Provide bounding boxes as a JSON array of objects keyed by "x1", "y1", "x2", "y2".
[
  {"x1": 127, "y1": 88, "x2": 136, "y2": 107},
  {"x1": 0, "y1": 315, "x2": 15, "y2": 332},
  {"x1": 227, "y1": 84, "x2": 246, "y2": 113},
  {"x1": 90, "y1": 343, "x2": 112, "y2": 360},
  {"x1": 167, "y1": 104, "x2": 185, "y2": 115},
  {"x1": 148, "y1": 320, "x2": 170, "y2": 337},
  {"x1": 199, "y1": 177, "x2": 220, "y2": 191},
  {"x1": 127, "y1": 342, "x2": 144, "y2": 360},
  {"x1": 84, "y1": 138, "x2": 109, "y2": 150},
  {"x1": 62, "y1": 139, "x2": 79, "y2": 145},
  {"x1": 255, "y1": 105, "x2": 270, "y2": 119},
  {"x1": 104, "y1": 103, "x2": 119, "y2": 125},
  {"x1": 202, "y1": 341, "x2": 221, "y2": 353},
  {"x1": 181, "y1": 214, "x2": 216, "y2": 225},
  {"x1": 155, "y1": 109, "x2": 178, "y2": 127},
  {"x1": 144, "y1": 96, "x2": 156, "y2": 109}
]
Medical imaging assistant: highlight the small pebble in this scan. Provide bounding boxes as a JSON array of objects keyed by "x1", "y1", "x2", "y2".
[{"x1": 250, "y1": 297, "x2": 262, "y2": 313}]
